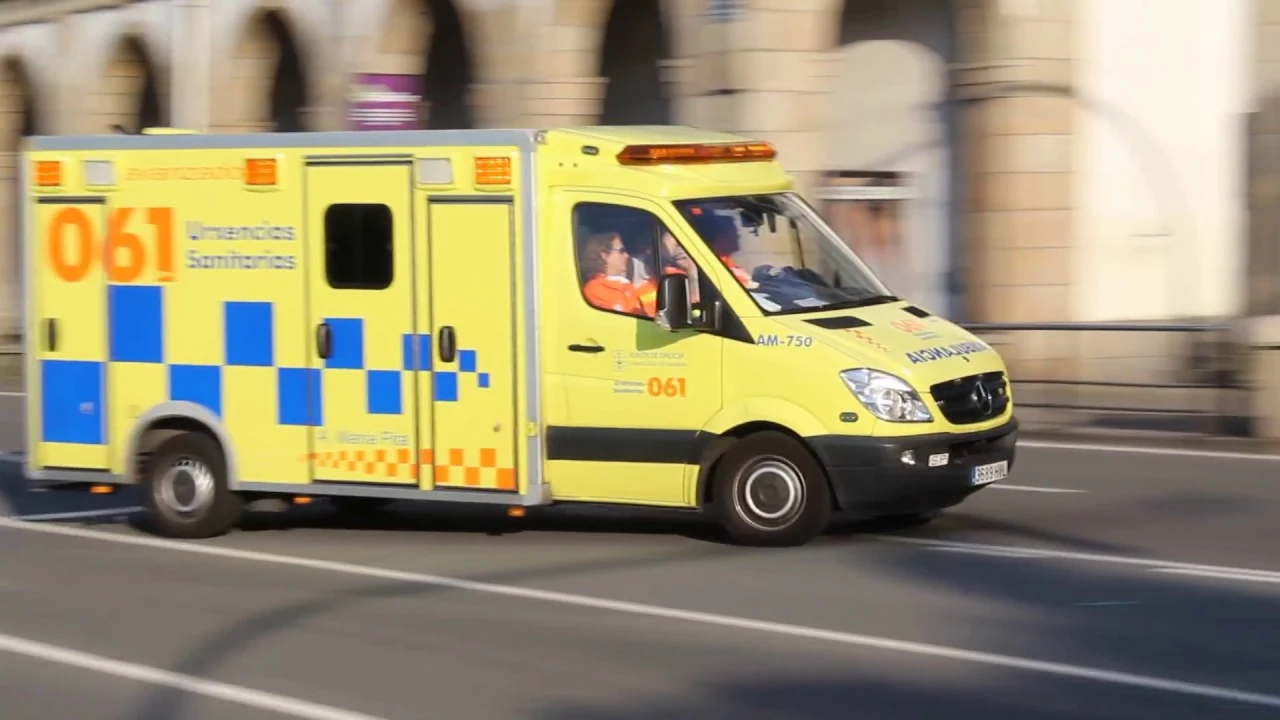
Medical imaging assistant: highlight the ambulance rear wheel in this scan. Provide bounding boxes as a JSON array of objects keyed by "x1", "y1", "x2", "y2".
[
  {"x1": 711, "y1": 431, "x2": 832, "y2": 547},
  {"x1": 142, "y1": 431, "x2": 242, "y2": 539}
]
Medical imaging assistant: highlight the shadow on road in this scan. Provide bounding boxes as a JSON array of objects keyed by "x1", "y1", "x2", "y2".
[{"x1": 526, "y1": 672, "x2": 1242, "y2": 720}]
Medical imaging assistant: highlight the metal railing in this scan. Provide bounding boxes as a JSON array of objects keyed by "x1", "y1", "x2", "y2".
[{"x1": 959, "y1": 322, "x2": 1248, "y2": 437}]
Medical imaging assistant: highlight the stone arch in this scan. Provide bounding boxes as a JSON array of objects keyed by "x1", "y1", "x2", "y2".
[
  {"x1": 97, "y1": 34, "x2": 165, "y2": 133},
  {"x1": 369, "y1": 0, "x2": 476, "y2": 129},
  {"x1": 820, "y1": 0, "x2": 961, "y2": 316},
  {"x1": 597, "y1": 0, "x2": 673, "y2": 124},
  {"x1": 0, "y1": 56, "x2": 37, "y2": 340},
  {"x1": 227, "y1": 8, "x2": 311, "y2": 132}
]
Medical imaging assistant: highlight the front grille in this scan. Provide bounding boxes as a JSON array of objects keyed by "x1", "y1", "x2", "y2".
[{"x1": 930, "y1": 371, "x2": 1009, "y2": 425}]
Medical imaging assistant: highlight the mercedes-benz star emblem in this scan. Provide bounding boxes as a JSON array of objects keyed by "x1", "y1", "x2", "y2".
[{"x1": 971, "y1": 382, "x2": 992, "y2": 414}]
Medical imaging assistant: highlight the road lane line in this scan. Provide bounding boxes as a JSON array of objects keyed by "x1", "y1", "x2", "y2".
[
  {"x1": 1152, "y1": 568, "x2": 1280, "y2": 585},
  {"x1": 0, "y1": 391, "x2": 23, "y2": 397},
  {"x1": 0, "y1": 518, "x2": 1278, "y2": 709},
  {"x1": 1018, "y1": 440, "x2": 1280, "y2": 462},
  {"x1": 0, "y1": 630, "x2": 385, "y2": 720},
  {"x1": 14, "y1": 507, "x2": 143, "y2": 522},
  {"x1": 880, "y1": 537, "x2": 1280, "y2": 582},
  {"x1": 927, "y1": 546, "x2": 1047, "y2": 559},
  {"x1": 989, "y1": 485, "x2": 1085, "y2": 493}
]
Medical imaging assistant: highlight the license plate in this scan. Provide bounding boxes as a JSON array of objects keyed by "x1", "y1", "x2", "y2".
[{"x1": 970, "y1": 461, "x2": 1008, "y2": 486}]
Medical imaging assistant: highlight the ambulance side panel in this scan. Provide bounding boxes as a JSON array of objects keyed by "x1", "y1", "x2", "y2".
[
  {"x1": 90, "y1": 148, "x2": 308, "y2": 485},
  {"x1": 24, "y1": 130, "x2": 547, "y2": 507}
]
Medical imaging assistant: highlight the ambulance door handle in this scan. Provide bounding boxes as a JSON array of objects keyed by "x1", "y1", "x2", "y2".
[
  {"x1": 44, "y1": 318, "x2": 57, "y2": 353},
  {"x1": 438, "y1": 326, "x2": 457, "y2": 364},
  {"x1": 315, "y1": 322, "x2": 332, "y2": 359},
  {"x1": 568, "y1": 343, "x2": 604, "y2": 354}
]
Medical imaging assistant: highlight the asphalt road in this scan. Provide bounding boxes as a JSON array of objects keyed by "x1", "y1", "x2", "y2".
[{"x1": 0, "y1": 393, "x2": 1278, "y2": 719}]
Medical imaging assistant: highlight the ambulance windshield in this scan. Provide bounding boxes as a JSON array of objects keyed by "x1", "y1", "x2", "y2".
[{"x1": 672, "y1": 192, "x2": 896, "y2": 316}]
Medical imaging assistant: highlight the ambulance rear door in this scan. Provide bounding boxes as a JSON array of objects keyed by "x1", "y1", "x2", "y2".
[
  {"x1": 27, "y1": 166, "x2": 111, "y2": 473},
  {"x1": 302, "y1": 155, "x2": 420, "y2": 485}
]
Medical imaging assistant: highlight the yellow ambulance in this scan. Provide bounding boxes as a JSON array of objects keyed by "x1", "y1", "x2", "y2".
[{"x1": 21, "y1": 125, "x2": 1017, "y2": 546}]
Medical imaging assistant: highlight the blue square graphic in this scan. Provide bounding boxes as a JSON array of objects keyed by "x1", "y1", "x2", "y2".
[
  {"x1": 366, "y1": 370, "x2": 402, "y2": 415},
  {"x1": 325, "y1": 318, "x2": 364, "y2": 370},
  {"x1": 459, "y1": 349, "x2": 477, "y2": 373},
  {"x1": 278, "y1": 367, "x2": 322, "y2": 426},
  {"x1": 434, "y1": 371, "x2": 459, "y2": 402},
  {"x1": 401, "y1": 333, "x2": 432, "y2": 371},
  {"x1": 401, "y1": 334, "x2": 416, "y2": 371},
  {"x1": 40, "y1": 359, "x2": 104, "y2": 444},
  {"x1": 108, "y1": 284, "x2": 163, "y2": 363},
  {"x1": 478, "y1": 372, "x2": 490, "y2": 389},
  {"x1": 224, "y1": 302, "x2": 274, "y2": 367},
  {"x1": 169, "y1": 364, "x2": 222, "y2": 418}
]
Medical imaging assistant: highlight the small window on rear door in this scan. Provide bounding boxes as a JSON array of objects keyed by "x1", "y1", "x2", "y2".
[{"x1": 324, "y1": 203, "x2": 393, "y2": 289}]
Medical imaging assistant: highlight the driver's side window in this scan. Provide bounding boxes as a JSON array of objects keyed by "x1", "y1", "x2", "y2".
[{"x1": 572, "y1": 202, "x2": 709, "y2": 320}]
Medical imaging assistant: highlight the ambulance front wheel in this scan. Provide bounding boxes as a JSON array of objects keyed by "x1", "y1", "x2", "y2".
[
  {"x1": 711, "y1": 431, "x2": 833, "y2": 547},
  {"x1": 141, "y1": 431, "x2": 243, "y2": 539}
]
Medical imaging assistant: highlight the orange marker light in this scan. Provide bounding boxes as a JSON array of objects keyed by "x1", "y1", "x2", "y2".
[
  {"x1": 616, "y1": 142, "x2": 777, "y2": 166},
  {"x1": 34, "y1": 160, "x2": 62, "y2": 187},
  {"x1": 474, "y1": 156, "x2": 512, "y2": 185},
  {"x1": 88, "y1": 484, "x2": 115, "y2": 494},
  {"x1": 292, "y1": 496, "x2": 313, "y2": 505},
  {"x1": 245, "y1": 158, "x2": 278, "y2": 186},
  {"x1": 507, "y1": 506, "x2": 526, "y2": 518}
]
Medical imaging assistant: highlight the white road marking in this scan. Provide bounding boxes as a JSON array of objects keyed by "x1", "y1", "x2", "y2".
[
  {"x1": 0, "y1": 518, "x2": 1279, "y2": 709},
  {"x1": 0, "y1": 630, "x2": 385, "y2": 720},
  {"x1": 989, "y1": 484, "x2": 1085, "y2": 494},
  {"x1": 881, "y1": 537, "x2": 1280, "y2": 584},
  {"x1": 0, "y1": 391, "x2": 23, "y2": 398},
  {"x1": 14, "y1": 507, "x2": 143, "y2": 522},
  {"x1": 1018, "y1": 440, "x2": 1280, "y2": 462},
  {"x1": 927, "y1": 545, "x2": 1047, "y2": 559},
  {"x1": 1152, "y1": 568, "x2": 1280, "y2": 585}
]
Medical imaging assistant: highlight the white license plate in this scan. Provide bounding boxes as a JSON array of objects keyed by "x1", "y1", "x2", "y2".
[{"x1": 970, "y1": 461, "x2": 1009, "y2": 486}]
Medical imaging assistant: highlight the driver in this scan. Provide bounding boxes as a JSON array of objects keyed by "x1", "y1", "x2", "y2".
[{"x1": 694, "y1": 213, "x2": 757, "y2": 289}]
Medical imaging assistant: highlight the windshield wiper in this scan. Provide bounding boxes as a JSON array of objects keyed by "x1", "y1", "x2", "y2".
[{"x1": 822, "y1": 294, "x2": 900, "y2": 310}]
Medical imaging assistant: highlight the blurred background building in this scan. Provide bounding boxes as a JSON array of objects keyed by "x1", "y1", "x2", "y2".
[{"x1": 0, "y1": 0, "x2": 1269, "y2": 352}]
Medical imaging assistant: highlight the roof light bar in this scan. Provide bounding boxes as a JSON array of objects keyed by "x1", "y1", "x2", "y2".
[{"x1": 616, "y1": 142, "x2": 777, "y2": 166}]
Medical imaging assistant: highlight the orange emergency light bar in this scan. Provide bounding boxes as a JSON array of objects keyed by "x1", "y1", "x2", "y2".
[{"x1": 616, "y1": 141, "x2": 777, "y2": 166}]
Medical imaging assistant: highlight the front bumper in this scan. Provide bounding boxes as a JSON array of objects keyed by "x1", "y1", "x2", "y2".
[{"x1": 808, "y1": 416, "x2": 1019, "y2": 518}]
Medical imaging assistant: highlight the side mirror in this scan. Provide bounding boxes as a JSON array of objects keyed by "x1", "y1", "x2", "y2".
[{"x1": 655, "y1": 273, "x2": 693, "y2": 332}]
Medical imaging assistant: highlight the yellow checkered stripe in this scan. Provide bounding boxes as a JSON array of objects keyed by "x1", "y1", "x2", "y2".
[{"x1": 301, "y1": 447, "x2": 516, "y2": 490}]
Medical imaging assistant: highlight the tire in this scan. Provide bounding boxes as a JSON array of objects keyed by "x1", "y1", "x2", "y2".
[
  {"x1": 141, "y1": 431, "x2": 242, "y2": 539},
  {"x1": 710, "y1": 431, "x2": 833, "y2": 547},
  {"x1": 329, "y1": 496, "x2": 394, "y2": 515}
]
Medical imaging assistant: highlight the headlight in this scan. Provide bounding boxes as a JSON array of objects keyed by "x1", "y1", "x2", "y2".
[{"x1": 840, "y1": 368, "x2": 933, "y2": 423}]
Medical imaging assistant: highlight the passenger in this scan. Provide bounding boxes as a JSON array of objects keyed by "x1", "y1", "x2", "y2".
[
  {"x1": 580, "y1": 231, "x2": 647, "y2": 316},
  {"x1": 637, "y1": 232, "x2": 700, "y2": 316}
]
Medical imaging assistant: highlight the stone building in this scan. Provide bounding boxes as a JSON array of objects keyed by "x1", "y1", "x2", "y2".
[{"x1": 0, "y1": 0, "x2": 1267, "y2": 347}]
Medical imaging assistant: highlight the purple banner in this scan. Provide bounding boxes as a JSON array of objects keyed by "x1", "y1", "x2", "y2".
[{"x1": 347, "y1": 74, "x2": 423, "y2": 131}]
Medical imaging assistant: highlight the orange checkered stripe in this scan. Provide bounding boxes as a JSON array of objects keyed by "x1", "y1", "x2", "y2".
[
  {"x1": 843, "y1": 328, "x2": 892, "y2": 354},
  {"x1": 434, "y1": 447, "x2": 517, "y2": 490},
  {"x1": 301, "y1": 447, "x2": 516, "y2": 490},
  {"x1": 303, "y1": 448, "x2": 423, "y2": 479}
]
